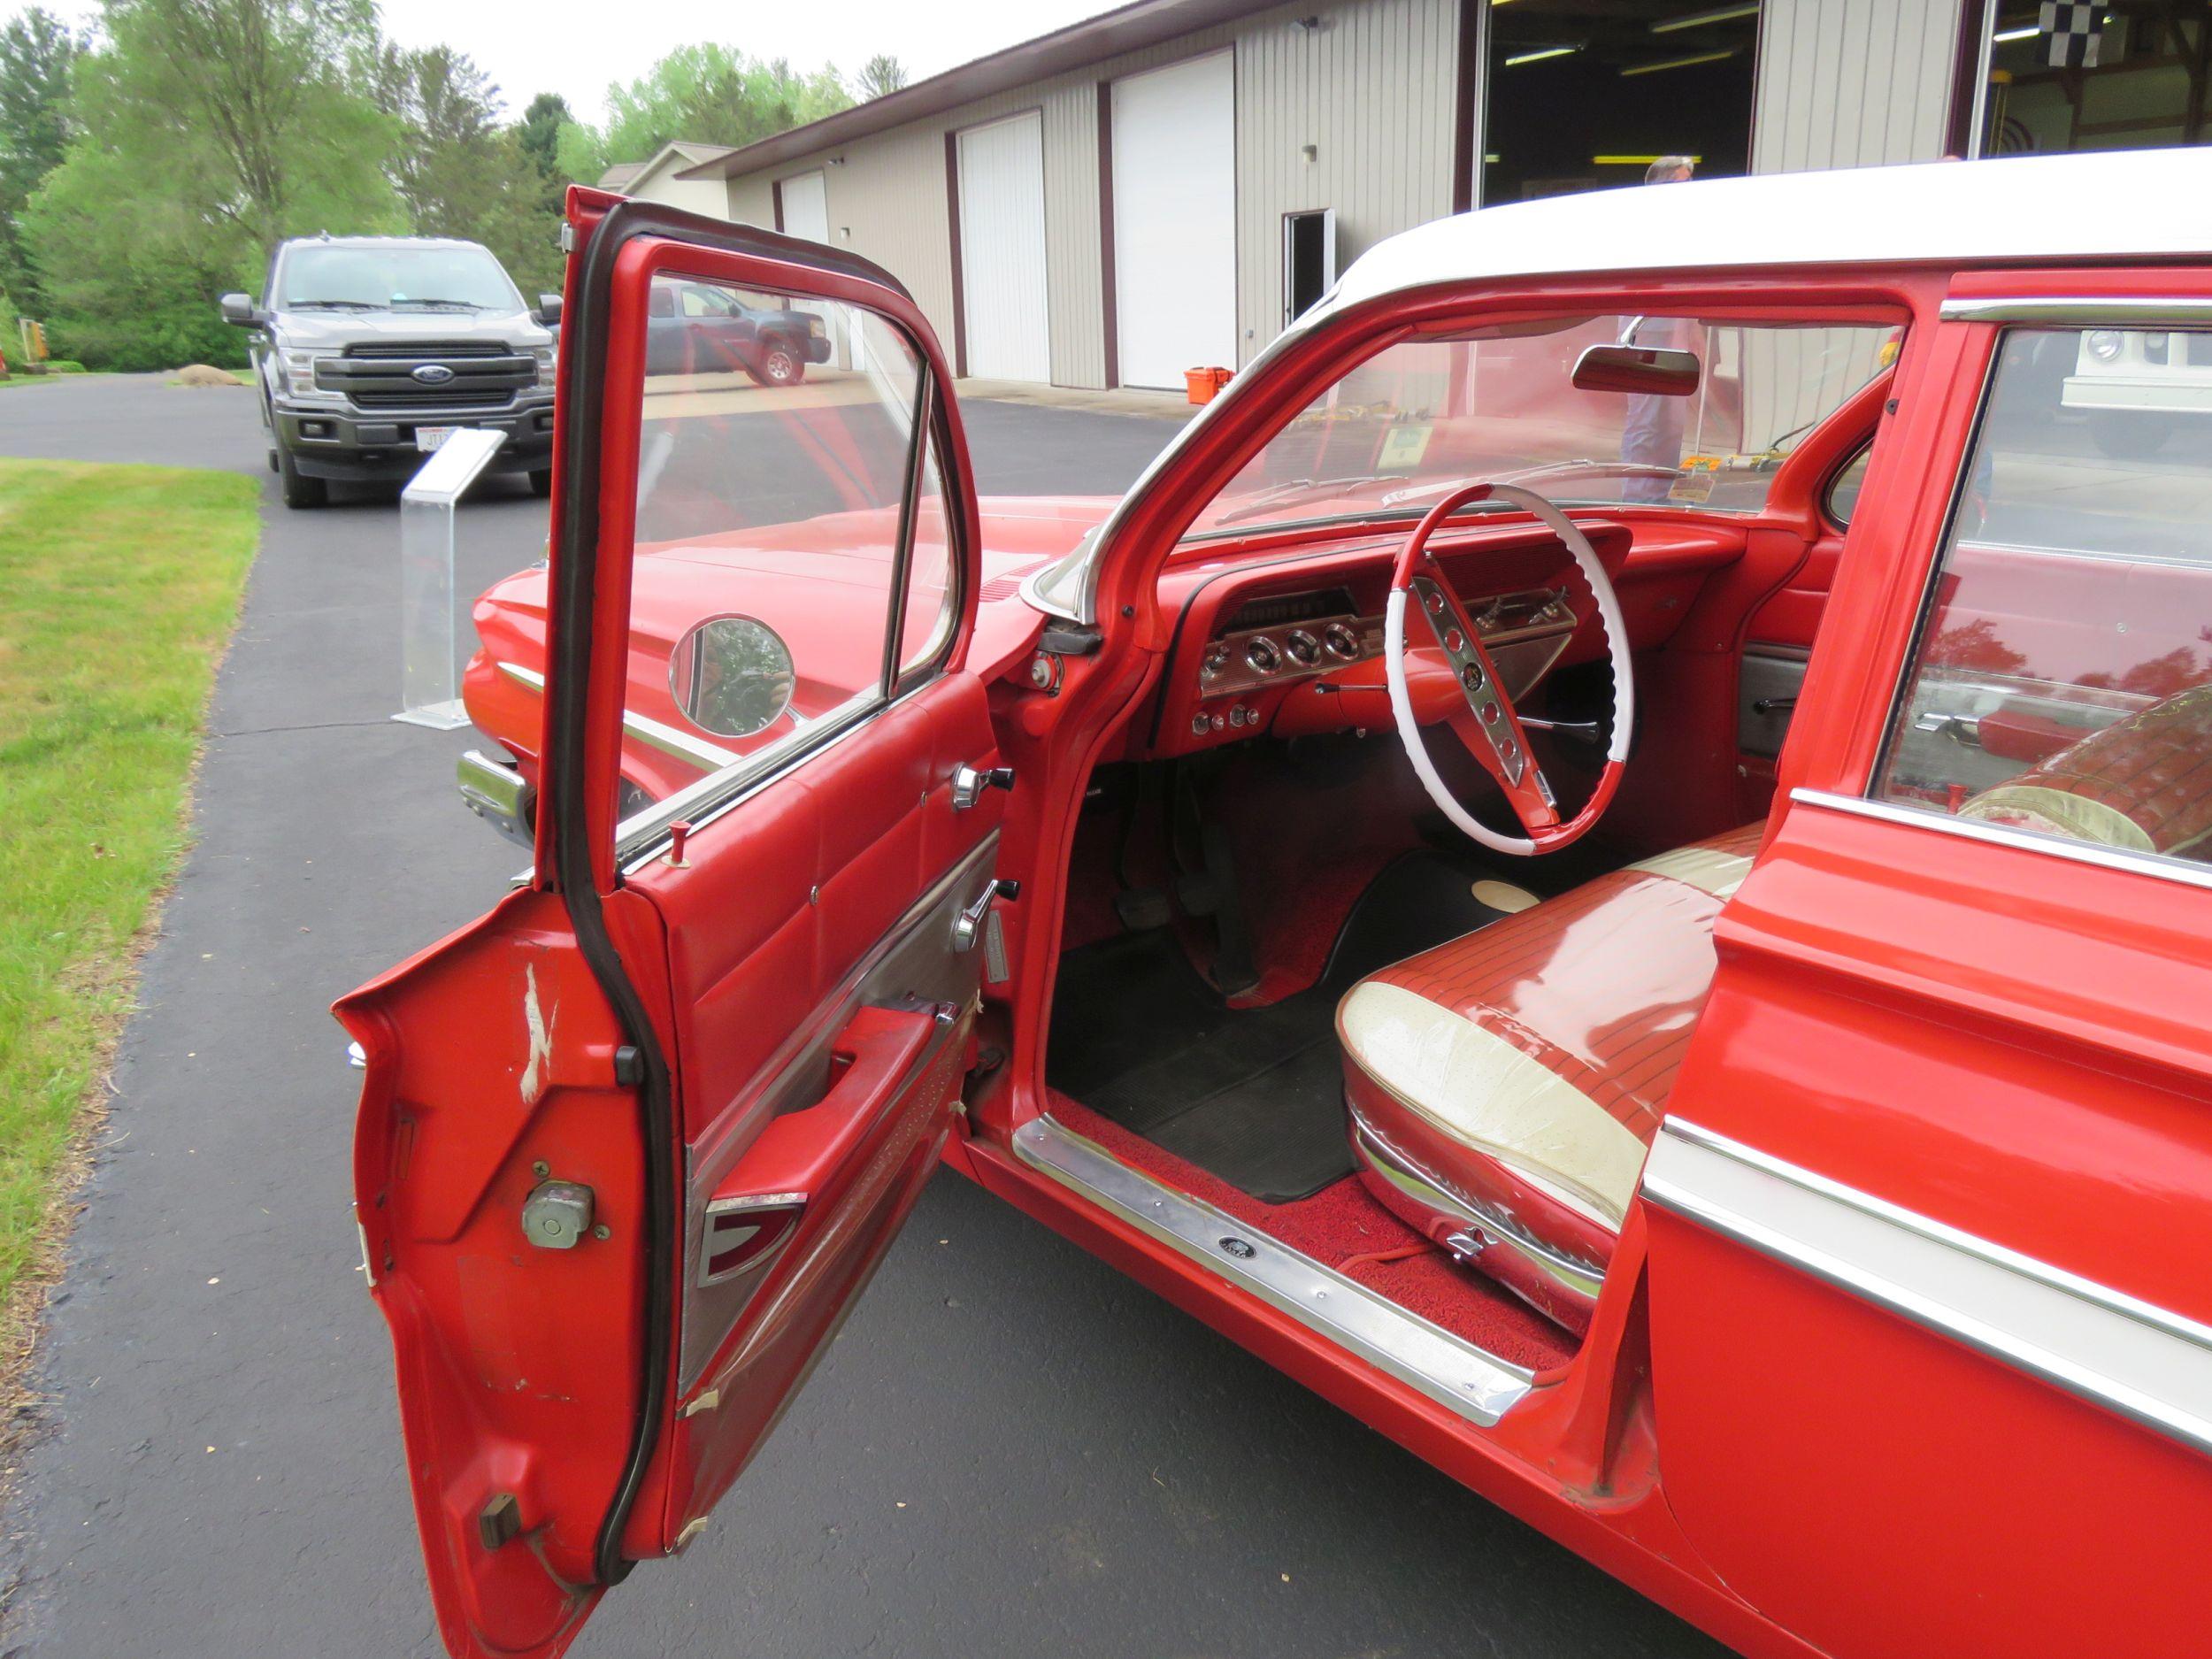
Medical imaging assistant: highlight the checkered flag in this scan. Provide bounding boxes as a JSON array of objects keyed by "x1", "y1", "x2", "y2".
[{"x1": 2039, "y1": 1, "x2": 2105, "y2": 66}]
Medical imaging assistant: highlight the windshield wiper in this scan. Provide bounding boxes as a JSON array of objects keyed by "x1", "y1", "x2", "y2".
[
  {"x1": 1215, "y1": 473, "x2": 1410, "y2": 526},
  {"x1": 286, "y1": 298, "x2": 385, "y2": 311},
  {"x1": 392, "y1": 297, "x2": 489, "y2": 310}
]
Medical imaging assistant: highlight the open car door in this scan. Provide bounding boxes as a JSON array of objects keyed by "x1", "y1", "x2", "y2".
[{"x1": 336, "y1": 190, "x2": 1005, "y2": 1659}]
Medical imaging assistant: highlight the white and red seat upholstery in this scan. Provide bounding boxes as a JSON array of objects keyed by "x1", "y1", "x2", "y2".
[{"x1": 1336, "y1": 823, "x2": 1763, "y2": 1334}]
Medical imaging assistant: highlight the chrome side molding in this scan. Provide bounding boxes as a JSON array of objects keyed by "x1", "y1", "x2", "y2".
[
  {"x1": 1012, "y1": 1115, "x2": 1534, "y2": 1425},
  {"x1": 1641, "y1": 1118, "x2": 2212, "y2": 1459},
  {"x1": 1939, "y1": 296, "x2": 2212, "y2": 326},
  {"x1": 1789, "y1": 787, "x2": 2212, "y2": 895}
]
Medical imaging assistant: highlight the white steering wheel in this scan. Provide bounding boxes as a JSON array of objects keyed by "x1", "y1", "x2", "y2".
[{"x1": 1382, "y1": 481, "x2": 1634, "y2": 856}]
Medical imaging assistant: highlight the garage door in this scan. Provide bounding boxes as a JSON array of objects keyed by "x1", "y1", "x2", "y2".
[
  {"x1": 778, "y1": 170, "x2": 828, "y2": 242},
  {"x1": 957, "y1": 112, "x2": 1052, "y2": 383},
  {"x1": 1112, "y1": 52, "x2": 1236, "y2": 390}
]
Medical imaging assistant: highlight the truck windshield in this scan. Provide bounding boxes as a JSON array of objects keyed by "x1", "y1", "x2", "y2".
[{"x1": 276, "y1": 244, "x2": 520, "y2": 312}]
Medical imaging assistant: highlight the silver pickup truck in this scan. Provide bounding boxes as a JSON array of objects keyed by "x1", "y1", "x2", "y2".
[{"x1": 220, "y1": 234, "x2": 559, "y2": 509}]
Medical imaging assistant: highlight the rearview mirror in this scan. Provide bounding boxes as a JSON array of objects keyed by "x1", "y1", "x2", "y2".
[
  {"x1": 535, "y1": 293, "x2": 564, "y2": 326},
  {"x1": 219, "y1": 292, "x2": 263, "y2": 328},
  {"x1": 1571, "y1": 343, "x2": 1699, "y2": 397}
]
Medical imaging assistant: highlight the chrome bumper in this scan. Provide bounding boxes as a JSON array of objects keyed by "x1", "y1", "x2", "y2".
[{"x1": 457, "y1": 749, "x2": 534, "y2": 847}]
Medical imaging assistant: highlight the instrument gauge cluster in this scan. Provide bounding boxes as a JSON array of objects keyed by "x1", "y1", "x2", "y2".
[
  {"x1": 1187, "y1": 580, "x2": 1579, "y2": 719},
  {"x1": 1198, "y1": 605, "x2": 1383, "y2": 699}
]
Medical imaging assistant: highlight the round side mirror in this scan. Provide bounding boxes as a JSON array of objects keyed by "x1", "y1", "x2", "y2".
[{"x1": 669, "y1": 616, "x2": 795, "y2": 738}]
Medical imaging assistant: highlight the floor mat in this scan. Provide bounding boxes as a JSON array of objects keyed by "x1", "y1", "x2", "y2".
[{"x1": 1048, "y1": 850, "x2": 1503, "y2": 1203}]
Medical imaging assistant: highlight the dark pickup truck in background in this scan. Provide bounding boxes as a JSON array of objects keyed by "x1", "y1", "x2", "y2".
[
  {"x1": 220, "y1": 234, "x2": 560, "y2": 509},
  {"x1": 645, "y1": 278, "x2": 833, "y2": 384}
]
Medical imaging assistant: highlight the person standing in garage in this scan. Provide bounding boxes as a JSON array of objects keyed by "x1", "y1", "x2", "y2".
[{"x1": 1622, "y1": 157, "x2": 1698, "y2": 503}]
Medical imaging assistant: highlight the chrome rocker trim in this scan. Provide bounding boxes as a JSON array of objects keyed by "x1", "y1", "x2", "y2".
[
  {"x1": 1012, "y1": 1115, "x2": 1534, "y2": 1425},
  {"x1": 1641, "y1": 1118, "x2": 2212, "y2": 1459}
]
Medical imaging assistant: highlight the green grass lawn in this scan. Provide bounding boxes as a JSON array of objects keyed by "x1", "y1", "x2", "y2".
[{"x1": 0, "y1": 458, "x2": 257, "y2": 1332}]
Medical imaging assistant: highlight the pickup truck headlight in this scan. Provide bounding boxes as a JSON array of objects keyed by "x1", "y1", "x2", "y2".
[
  {"x1": 2085, "y1": 330, "x2": 2125, "y2": 363},
  {"x1": 533, "y1": 345, "x2": 557, "y2": 388},
  {"x1": 806, "y1": 316, "x2": 826, "y2": 339},
  {"x1": 279, "y1": 347, "x2": 338, "y2": 399}
]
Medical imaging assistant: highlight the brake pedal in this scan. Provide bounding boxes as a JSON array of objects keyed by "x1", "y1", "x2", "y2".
[{"x1": 1114, "y1": 887, "x2": 1173, "y2": 932}]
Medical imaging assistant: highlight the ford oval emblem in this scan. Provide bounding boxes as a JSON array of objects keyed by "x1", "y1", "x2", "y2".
[{"x1": 411, "y1": 364, "x2": 456, "y2": 385}]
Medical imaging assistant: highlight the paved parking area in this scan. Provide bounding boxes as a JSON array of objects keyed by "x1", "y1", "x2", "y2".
[{"x1": 0, "y1": 373, "x2": 1725, "y2": 1658}]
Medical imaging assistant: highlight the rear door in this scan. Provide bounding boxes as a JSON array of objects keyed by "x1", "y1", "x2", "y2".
[
  {"x1": 337, "y1": 192, "x2": 1005, "y2": 1659},
  {"x1": 1640, "y1": 275, "x2": 2212, "y2": 1657}
]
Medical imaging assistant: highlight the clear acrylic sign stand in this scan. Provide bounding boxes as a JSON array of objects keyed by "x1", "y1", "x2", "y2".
[{"x1": 395, "y1": 426, "x2": 506, "y2": 729}]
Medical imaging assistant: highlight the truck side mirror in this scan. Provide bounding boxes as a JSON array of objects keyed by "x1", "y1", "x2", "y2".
[
  {"x1": 219, "y1": 292, "x2": 265, "y2": 328},
  {"x1": 534, "y1": 294, "x2": 564, "y2": 326}
]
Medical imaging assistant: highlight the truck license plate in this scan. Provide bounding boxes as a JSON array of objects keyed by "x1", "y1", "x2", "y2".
[{"x1": 415, "y1": 426, "x2": 460, "y2": 453}]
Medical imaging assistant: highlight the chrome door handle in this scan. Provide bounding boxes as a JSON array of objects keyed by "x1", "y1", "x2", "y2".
[
  {"x1": 951, "y1": 763, "x2": 1015, "y2": 810},
  {"x1": 951, "y1": 879, "x2": 1018, "y2": 951}
]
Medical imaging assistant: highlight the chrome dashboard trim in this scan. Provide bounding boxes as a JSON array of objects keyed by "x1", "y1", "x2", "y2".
[
  {"x1": 1012, "y1": 1114, "x2": 1535, "y2": 1425},
  {"x1": 1939, "y1": 296, "x2": 2212, "y2": 326},
  {"x1": 1641, "y1": 1118, "x2": 2212, "y2": 1458},
  {"x1": 1788, "y1": 787, "x2": 2212, "y2": 895}
]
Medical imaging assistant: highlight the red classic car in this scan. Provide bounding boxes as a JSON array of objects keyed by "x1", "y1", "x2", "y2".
[{"x1": 342, "y1": 150, "x2": 2212, "y2": 1659}]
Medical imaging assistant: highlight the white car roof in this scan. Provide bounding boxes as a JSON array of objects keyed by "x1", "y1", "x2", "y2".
[
  {"x1": 1026, "y1": 149, "x2": 2212, "y2": 627},
  {"x1": 1334, "y1": 149, "x2": 2212, "y2": 311}
]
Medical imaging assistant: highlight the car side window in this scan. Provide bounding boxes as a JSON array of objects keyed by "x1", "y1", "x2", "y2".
[
  {"x1": 1872, "y1": 326, "x2": 2212, "y2": 868},
  {"x1": 1825, "y1": 442, "x2": 1870, "y2": 528},
  {"x1": 618, "y1": 269, "x2": 960, "y2": 831}
]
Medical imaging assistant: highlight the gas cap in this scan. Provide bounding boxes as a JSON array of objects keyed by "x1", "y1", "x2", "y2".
[{"x1": 521, "y1": 1179, "x2": 595, "y2": 1249}]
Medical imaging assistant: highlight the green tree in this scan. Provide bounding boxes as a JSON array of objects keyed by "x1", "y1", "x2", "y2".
[
  {"x1": 370, "y1": 43, "x2": 561, "y2": 293},
  {"x1": 23, "y1": 0, "x2": 400, "y2": 370},
  {"x1": 855, "y1": 54, "x2": 907, "y2": 101},
  {"x1": 515, "y1": 90, "x2": 572, "y2": 188},
  {"x1": 553, "y1": 118, "x2": 610, "y2": 188},
  {"x1": 0, "y1": 9, "x2": 84, "y2": 308},
  {"x1": 598, "y1": 44, "x2": 850, "y2": 162}
]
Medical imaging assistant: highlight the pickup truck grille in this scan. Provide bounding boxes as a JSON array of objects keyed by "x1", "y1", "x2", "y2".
[{"x1": 318, "y1": 343, "x2": 536, "y2": 410}]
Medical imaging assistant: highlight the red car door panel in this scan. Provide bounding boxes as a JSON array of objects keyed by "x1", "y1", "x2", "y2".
[
  {"x1": 343, "y1": 191, "x2": 993, "y2": 1659},
  {"x1": 1641, "y1": 280, "x2": 2212, "y2": 1659},
  {"x1": 339, "y1": 890, "x2": 649, "y2": 1655},
  {"x1": 1644, "y1": 808, "x2": 2212, "y2": 1658}
]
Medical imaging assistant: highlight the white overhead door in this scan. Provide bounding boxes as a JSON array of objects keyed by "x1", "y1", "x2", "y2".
[
  {"x1": 957, "y1": 112, "x2": 1052, "y2": 383},
  {"x1": 1112, "y1": 51, "x2": 1236, "y2": 390},
  {"x1": 779, "y1": 170, "x2": 828, "y2": 243}
]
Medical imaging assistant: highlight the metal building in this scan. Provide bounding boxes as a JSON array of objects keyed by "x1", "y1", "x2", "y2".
[{"x1": 641, "y1": 0, "x2": 2193, "y2": 390}]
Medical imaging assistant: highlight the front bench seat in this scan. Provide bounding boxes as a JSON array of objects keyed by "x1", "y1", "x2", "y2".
[{"x1": 1336, "y1": 823, "x2": 1764, "y2": 1334}]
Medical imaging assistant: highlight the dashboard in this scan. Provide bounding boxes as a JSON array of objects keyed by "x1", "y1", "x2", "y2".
[{"x1": 1134, "y1": 515, "x2": 1742, "y2": 758}]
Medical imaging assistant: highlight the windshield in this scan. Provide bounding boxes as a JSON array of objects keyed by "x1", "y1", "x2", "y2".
[
  {"x1": 1187, "y1": 315, "x2": 1896, "y2": 541},
  {"x1": 275, "y1": 243, "x2": 521, "y2": 311}
]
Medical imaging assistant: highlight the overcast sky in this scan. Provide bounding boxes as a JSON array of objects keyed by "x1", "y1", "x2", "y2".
[{"x1": 8, "y1": 1, "x2": 1127, "y2": 125}]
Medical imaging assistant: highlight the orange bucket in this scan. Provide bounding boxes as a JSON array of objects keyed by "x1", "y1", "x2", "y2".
[{"x1": 1185, "y1": 365, "x2": 1233, "y2": 404}]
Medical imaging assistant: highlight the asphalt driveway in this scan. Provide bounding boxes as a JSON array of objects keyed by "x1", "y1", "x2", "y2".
[{"x1": 0, "y1": 373, "x2": 1726, "y2": 1658}]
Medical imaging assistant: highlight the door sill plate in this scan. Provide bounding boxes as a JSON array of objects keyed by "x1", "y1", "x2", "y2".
[{"x1": 1012, "y1": 1115, "x2": 1533, "y2": 1425}]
